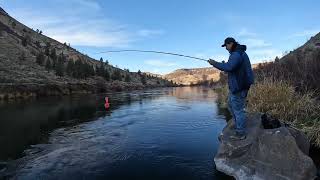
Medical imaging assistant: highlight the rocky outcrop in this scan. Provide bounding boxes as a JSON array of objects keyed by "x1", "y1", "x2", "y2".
[
  {"x1": 164, "y1": 67, "x2": 221, "y2": 85},
  {"x1": 164, "y1": 64, "x2": 263, "y2": 86},
  {"x1": 214, "y1": 113, "x2": 317, "y2": 180}
]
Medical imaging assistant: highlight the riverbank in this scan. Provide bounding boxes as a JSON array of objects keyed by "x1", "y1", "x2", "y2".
[
  {"x1": 0, "y1": 80, "x2": 176, "y2": 101},
  {"x1": 215, "y1": 79, "x2": 320, "y2": 147},
  {"x1": 214, "y1": 79, "x2": 320, "y2": 176}
]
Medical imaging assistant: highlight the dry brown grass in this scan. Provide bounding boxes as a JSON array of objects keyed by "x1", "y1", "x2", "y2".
[
  {"x1": 216, "y1": 79, "x2": 320, "y2": 147},
  {"x1": 254, "y1": 48, "x2": 320, "y2": 94}
]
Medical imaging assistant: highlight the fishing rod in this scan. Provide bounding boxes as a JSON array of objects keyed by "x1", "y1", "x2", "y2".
[{"x1": 96, "y1": 49, "x2": 209, "y2": 62}]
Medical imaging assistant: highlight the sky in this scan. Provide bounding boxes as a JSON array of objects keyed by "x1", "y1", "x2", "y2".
[{"x1": 1, "y1": 0, "x2": 319, "y2": 74}]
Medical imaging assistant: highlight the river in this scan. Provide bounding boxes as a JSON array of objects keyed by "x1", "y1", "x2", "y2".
[{"x1": 0, "y1": 87, "x2": 233, "y2": 180}]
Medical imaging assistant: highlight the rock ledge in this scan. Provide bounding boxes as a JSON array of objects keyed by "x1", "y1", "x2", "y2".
[{"x1": 214, "y1": 113, "x2": 317, "y2": 180}]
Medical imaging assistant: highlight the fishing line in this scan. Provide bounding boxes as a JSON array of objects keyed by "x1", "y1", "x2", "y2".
[{"x1": 96, "y1": 49, "x2": 209, "y2": 62}]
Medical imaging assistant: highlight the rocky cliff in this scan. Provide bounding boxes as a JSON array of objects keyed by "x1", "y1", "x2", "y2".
[{"x1": 164, "y1": 67, "x2": 221, "y2": 86}]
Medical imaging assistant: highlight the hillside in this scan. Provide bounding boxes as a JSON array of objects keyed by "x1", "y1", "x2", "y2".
[
  {"x1": 144, "y1": 72, "x2": 163, "y2": 78},
  {"x1": 0, "y1": 7, "x2": 173, "y2": 100},
  {"x1": 254, "y1": 32, "x2": 320, "y2": 93},
  {"x1": 163, "y1": 63, "x2": 263, "y2": 86},
  {"x1": 164, "y1": 67, "x2": 220, "y2": 86}
]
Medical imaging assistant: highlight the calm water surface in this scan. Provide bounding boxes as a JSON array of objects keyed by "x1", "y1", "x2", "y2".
[{"x1": 0, "y1": 87, "x2": 233, "y2": 180}]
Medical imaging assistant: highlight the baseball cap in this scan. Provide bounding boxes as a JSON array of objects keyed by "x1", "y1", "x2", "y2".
[{"x1": 221, "y1": 37, "x2": 236, "y2": 47}]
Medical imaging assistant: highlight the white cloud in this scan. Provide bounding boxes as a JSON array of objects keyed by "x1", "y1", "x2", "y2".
[
  {"x1": 290, "y1": 29, "x2": 319, "y2": 38},
  {"x1": 242, "y1": 38, "x2": 272, "y2": 48},
  {"x1": 238, "y1": 28, "x2": 257, "y2": 37},
  {"x1": 248, "y1": 48, "x2": 282, "y2": 62},
  {"x1": 144, "y1": 60, "x2": 178, "y2": 67},
  {"x1": 150, "y1": 69, "x2": 161, "y2": 74},
  {"x1": 137, "y1": 29, "x2": 164, "y2": 37},
  {"x1": 73, "y1": 0, "x2": 101, "y2": 10},
  {"x1": 7, "y1": 1, "x2": 163, "y2": 47},
  {"x1": 240, "y1": 37, "x2": 280, "y2": 62}
]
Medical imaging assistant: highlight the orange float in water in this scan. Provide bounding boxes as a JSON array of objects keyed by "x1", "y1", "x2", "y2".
[{"x1": 104, "y1": 97, "x2": 110, "y2": 109}]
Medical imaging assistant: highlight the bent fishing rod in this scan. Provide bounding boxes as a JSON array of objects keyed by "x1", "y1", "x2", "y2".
[{"x1": 96, "y1": 49, "x2": 209, "y2": 62}]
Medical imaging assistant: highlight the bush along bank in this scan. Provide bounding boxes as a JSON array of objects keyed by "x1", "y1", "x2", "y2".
[{"x1": 215, "y1": 78, "x2": 320, "y2": 148}]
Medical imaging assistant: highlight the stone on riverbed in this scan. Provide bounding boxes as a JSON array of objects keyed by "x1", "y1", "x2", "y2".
[{"x1": 214, "y1": 113, "x2": 317, "y2": 180}]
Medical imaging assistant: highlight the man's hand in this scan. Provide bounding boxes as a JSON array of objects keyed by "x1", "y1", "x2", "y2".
[{"x1": 208, "y1": 59, "x2": 216, "y2": 65}]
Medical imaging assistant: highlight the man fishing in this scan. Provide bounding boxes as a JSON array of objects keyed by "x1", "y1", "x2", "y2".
[{"x1": 208, "y1": 37, "x2": 254, "y2": 140}]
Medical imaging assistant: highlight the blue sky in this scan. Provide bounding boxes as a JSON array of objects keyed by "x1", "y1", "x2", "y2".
[{"x1": 1, "y1": 0, "x2": 319, "y2": 74}]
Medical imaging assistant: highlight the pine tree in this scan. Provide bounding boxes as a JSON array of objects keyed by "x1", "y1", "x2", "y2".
[
  {"x1": 138, "y1": 70, "x2": 141, "y2": 75},
  {"x1": 50, "y1": 49, "x2": 57, "y2": 61},
  {"x1": 112, "y1": 69, "x2": 122, "y2": 81},
  {"x1": 45, "y1": 58, "x2": 51, "y2": 72},
  {"x1": 96, "y1": 65, "x2": 100, "y2": 76},
  {"x1": 82, "y1": 62, "x2": 93, "y2": 78},
  {"x1": 22, "y1": 36, "x2": 27, "y2": 46},
  {"x1": 22, "y1": 35, "x2": 30, "y2": 47},
  {"x1": 55, "y1": 54, "x2": 65, "y2": 76},
  {"x1": 141, "y1": 74, "x2": 147, "y2": 85},
  {"x1": 52, "y1": 58, "x2": 57, "y2": 69},
  {"x1": 36, "y1": 52, "x2": 45, "y2": 65},
  {"x1": 96, "y1": 58, "x2": 106, "y2": 77},
  {"x1": 125, "y1": 73, "x2": 131, "y2": 82},
  {"x1": 74, "y1": 60, "x2": 83, "y2": 78},
  {"x1": 99, "y1": 64, "x2": 105, "y2": 77},
  {"x1": 59, "y1": 53, "x2": 66, "y2": 62},
  {"x1": 45, "y1": 46, "x2": 50, "y2": 56},
  {"x1": 104, "y1": 69, "x2": 110, "y2": 81},
  {"x1": 55, "y1": 61, "x2": 64, "y2": 76},
  {"x1": 88, "y1": 64, "x2": 95, "y2": 77},
  {"x1": 45, "y1": 42, "x2": 51, "y2": 55},
  {"x1": 66, "y1": 60, "x2": 75, "y2": 76},
  {"x1": 77, "y1": 60, "x2": 85, "y2": 78}
]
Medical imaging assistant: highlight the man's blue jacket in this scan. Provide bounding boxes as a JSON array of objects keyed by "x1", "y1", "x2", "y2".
[{"x1": 211, "y1": 44, "x2": 254, "y2": 94}]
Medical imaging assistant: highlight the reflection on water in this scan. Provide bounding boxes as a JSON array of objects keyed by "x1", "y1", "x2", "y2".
[{"x1": 0, "y1": 87, "x2": 233, "y2": 180}]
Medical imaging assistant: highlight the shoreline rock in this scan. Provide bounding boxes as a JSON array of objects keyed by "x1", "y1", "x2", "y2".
[{"x1": 214, "y1": 113, "x2": 317, "y2": 180}]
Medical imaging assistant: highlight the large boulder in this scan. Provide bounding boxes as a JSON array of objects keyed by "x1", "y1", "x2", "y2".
[{"x1": 214, "y1": 113, "x2": 317, "y2": 180}]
